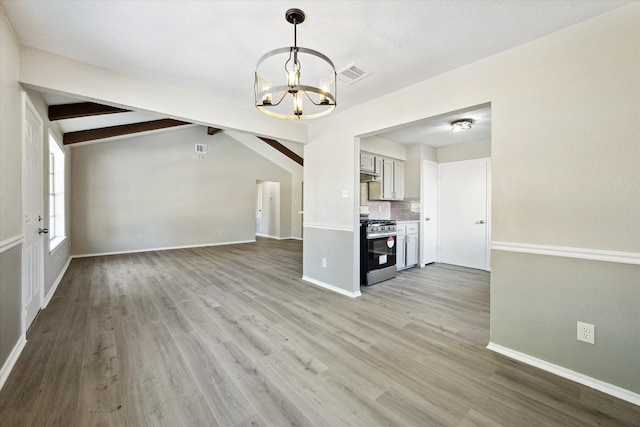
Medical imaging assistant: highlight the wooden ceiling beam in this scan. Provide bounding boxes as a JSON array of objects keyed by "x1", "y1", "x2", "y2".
[
  {"x1": 207, "y1": 127, "x2": 222, "y2": 136},
  {"x1": 63, "y1": 119, "x2": 190, "y2": 145},
  {"x1": 258, "y1": 137, "x2": 303, "y2": 166},
  {"x1": 49, "y1": 102, "x2": 130, "y2": 121}
]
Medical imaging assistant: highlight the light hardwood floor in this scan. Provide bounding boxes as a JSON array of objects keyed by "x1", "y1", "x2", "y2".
[{"x1": 1, "y1": 238, "x2": 638, "y2": 426}]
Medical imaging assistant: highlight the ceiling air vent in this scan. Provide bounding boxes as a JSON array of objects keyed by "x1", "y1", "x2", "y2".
[{"x1": 337, "y1": 64, "x2": 370, "y2": 86}]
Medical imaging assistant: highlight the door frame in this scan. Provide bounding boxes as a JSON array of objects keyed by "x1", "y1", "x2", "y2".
[
  {"x1": 21, "y1": 92, "x2": 45, "y2": 333},
  {"x1": 420, "y1": 160, "x2": 438, "y2": 267}
]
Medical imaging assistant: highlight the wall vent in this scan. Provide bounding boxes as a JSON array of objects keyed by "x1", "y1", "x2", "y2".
[
  {"x1": 195, "y1": 143, "x2": 208, "y2": 154},
  {"x1": 337, "y1": 64, "x2": 370, "y2": 86}
]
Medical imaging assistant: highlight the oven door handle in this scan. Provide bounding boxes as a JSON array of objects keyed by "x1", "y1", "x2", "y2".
[{"x1": 367, "y1": 232, "x2": 397, "y2": 239}]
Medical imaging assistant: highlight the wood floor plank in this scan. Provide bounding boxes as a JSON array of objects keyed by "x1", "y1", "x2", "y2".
[
  {"x1": 211, "y1": 340, "x2": 315, "y2": 426},
  {"x1": 173, "y1": 332, "x2": 254, "y2": 426},
  {"x1": 1, "y1": 238, "x2": 638, "y2": 426}
]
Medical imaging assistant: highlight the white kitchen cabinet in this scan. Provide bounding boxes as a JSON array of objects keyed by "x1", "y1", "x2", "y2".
[
  {"x1": 392, "y1": 160, "x2": 404, "y2": 200},
  {"x1": 360, "y1": 151, "x2": 375, "y2": 172},
  {"x1": 369, "y1": 157, "x2": 405, "y2": 200},
  {"x1": 396, "y1": 221, "x2": 418, "y2": 270}
]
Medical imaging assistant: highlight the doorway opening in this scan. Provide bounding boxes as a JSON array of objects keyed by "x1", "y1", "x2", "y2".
[
  {"x1": 359, "y1": 102, "x2": 492, "y2": 272},
  {"x1": 255, "y1": 180, "x2": 281, "y2": 239}
]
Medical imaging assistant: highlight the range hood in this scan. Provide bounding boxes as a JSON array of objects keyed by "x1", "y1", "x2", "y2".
[{"x1": 360, "y1": 171, "x2": 381, "y2": 182}]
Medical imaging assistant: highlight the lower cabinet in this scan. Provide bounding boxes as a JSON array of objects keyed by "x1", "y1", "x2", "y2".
[{"x1": 396, "y1": 222, "x2": 419, "y2": 270}]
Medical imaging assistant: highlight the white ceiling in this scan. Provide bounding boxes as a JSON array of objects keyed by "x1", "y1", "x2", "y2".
[
  {"x1": 1, "y1": 0, "x2": 632, "y2": 146},
  {"x1": 375, "y1": 104, "x2": 492, "y2": 147}
]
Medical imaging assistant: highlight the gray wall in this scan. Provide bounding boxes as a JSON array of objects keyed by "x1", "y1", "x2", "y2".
[
  {"x1": 0, "y1": 7, "x2": 24, "y2": 375},
  {"x1": 303, "y1": 227, "x2": 355, "y2": 292},
  {"x1": 70, "y1": 126, "x2": 295, "y2": 255},
  {"x1": 491, "y1": 251, "x2": 640, "y2": 393}
]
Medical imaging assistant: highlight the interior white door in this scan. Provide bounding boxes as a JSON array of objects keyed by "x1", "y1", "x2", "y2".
[
  {"x1": 22, "y1": 94, "x2": 45, "y2": 330},
  {"x1": 438, "y1": 158, "x2": 490, "y2": 270},
  {"x1": 422, "y1": 160, "x2": 438, "y2": 265}
]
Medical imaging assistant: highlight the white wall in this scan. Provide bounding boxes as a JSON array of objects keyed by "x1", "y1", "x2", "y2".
[
  {"x1": 70, "y1": 126, "x2": 296, "y2": 255},
  {"x1": 305, "y1": 4, "x2": 640, "y2": 396}
]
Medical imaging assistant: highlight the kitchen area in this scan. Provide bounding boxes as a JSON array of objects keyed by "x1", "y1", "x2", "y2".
[
  {"x1": 358, "y1": 104, "x2": 493, "y2": 286},
  {"x1": 359, "y1": 147, "x2": 422, "y2": 286}
]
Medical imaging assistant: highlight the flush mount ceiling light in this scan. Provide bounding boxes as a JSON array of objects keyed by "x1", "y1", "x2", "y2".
[
  {"x1": 255, "y1": 9, "x2": 337, "y2": 120},
  {"x1": 451, "y1": 119, "x2": 474, "y2": 131}
]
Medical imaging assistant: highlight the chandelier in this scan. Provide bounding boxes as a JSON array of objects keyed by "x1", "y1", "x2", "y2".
[{"x1": 255, "y1": 9, "x2": 337, "y2": 120}]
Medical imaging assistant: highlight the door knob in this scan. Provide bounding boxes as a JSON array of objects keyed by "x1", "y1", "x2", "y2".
[
  {"x1": 478, "y1": 220, "x2": 485, "y2": 224},
  {"x1": 39, "y1": 228, "x2": 49, "y2": 234}
]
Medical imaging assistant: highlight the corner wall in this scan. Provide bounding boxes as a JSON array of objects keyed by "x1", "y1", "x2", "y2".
[{"x1": 305, "y1": 4, "x2": 640, "y2": 396}]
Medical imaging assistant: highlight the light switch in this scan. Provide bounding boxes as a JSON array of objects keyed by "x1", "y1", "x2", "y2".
[{"x1": 341, "y1": 189, "x2": 349, "y2": 198}]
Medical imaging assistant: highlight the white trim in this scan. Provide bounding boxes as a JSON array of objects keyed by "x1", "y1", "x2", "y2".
[
  {"x1": 257, "y1": 235, "x2": 303, "y2": 241},
  {"x1": 303, "y1": 223, "x2": 353, "y2": 232},
  {"x1": 0, "y1": 234, "x2": 23, "y2": 254},
  {"x1": 302, "y1": 275, "x2": 362, "y2": 298},
  {"x1": 0, "y1": 334, "x2": 26, "y2": 392},
  {"x1": 71, "y1": 239, "x2": 256, "y2": 258},
  {"x1": 492, "y1": 241, "x2": 640, "y2": 265},
  {"x1": 487, "y1": 342, "x2": 640, "y2": 406},
  {"x1": 42, "y1": 256, "x2": 71, "y2": 308}
]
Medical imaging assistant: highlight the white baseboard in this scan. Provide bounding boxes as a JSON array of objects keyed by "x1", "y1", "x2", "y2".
[
  {"x1": 255, "y1": 233, "x2": 282, "y2": 240},
  {"x1": 72, "y1": 239, "x2": 256, "y2": 258},
  {"x1": 255, "y1": 234, "x2": 303, "y2": 241},
  {"x1": 301, "y1": 275, "x2": 362, "y2": 298},
  {"x1": 43, "y1": 256, "x2": 71, "y2": 308},
  {"x1": 0, "y1": 334, "x2": 26, "y2": 392},
  {"x1": 487, "y1": 342, "x2": 640, "y2": 406}
]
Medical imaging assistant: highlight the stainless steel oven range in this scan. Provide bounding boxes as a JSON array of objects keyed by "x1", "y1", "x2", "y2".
[{"x1": 360, "y1": 219, "x2": 397, "y2": 286}]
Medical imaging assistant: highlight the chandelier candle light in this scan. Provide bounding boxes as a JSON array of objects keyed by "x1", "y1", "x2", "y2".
[{"x1": 255, "y1": 9, "x2": 337, "y2": 120}]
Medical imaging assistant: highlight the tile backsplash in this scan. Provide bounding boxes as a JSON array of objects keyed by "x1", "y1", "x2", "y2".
[
  {"x1": 390, "y1": 198, "x2": 421, "y2": 221},
  {"x1": 367, "y1": 201, "x2": 391, "y2": 220},
  {"x1": 367, "y1": 198, "x2": 420, "y2": 221}
]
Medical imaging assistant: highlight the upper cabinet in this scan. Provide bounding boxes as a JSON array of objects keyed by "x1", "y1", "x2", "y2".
[
  {"x1": 368, "y1": 156, "x2": 405, "y2": 201},
  {"x1": 360, "y1": 151, "x2": 376, "y2": 173}
]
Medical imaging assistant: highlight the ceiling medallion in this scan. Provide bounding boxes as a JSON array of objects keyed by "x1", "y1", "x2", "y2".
[{"x1": 255, "y1": 9, "x2": 337, "y2": 120}]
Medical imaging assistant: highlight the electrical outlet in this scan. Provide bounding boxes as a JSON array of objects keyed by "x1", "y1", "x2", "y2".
[
  {"x1": 322, "y1": 258, "x2": 327, "y2": 268},
  {"x1": 577, "y1": 321, "x2": 595, "y2": 344},
  {"x1": 137, "y1": 233, "x2": 143, "y2": 240}
]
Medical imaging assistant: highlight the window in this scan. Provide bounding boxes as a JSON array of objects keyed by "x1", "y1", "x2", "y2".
[{"x1": 49, "y1": 133, "x2": 66, "y2": 251}]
